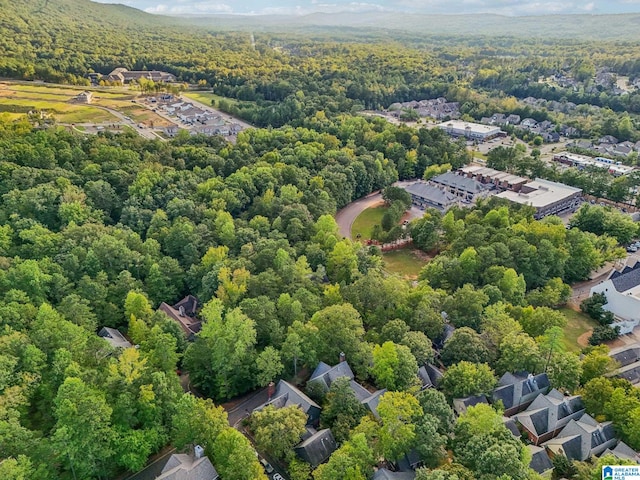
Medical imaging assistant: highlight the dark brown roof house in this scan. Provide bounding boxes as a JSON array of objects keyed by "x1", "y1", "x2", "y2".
[{"x1": 158, "y1": 295, "x2": 202, "y2": 341}]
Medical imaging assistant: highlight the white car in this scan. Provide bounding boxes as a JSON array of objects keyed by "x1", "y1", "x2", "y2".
[{"x1": 272, "y1": 474, "x2": 284, "y2": 480}]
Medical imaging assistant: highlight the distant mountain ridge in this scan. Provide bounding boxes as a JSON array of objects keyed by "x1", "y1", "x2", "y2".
[{"x1": 170, "y1": 10, "x2": 640, "y2": 40}]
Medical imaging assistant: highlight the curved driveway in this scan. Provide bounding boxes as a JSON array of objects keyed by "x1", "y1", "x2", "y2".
[{"x1": 335, "y1": 181, "x2": 425, "y2": 239}]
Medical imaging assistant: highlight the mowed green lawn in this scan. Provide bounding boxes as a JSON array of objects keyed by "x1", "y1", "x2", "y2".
[
  {"x1": 0, "y1": 82, "x2": 120, "y2": 123},
  {"x1": 382, "y1": 249, "x2": 427, "y2": 278},
  {"x1": 559, "y1": 307, "x2": 598, "y2": 352},
  {"x1": 351, "y1": 205, "x2": 387, "y2": 240},
  {"x1": 183, "y1": 91, "x2": 239, "y2": 107}
]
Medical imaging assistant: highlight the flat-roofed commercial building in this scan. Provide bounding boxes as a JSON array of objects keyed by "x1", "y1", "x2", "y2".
[
  {"x1": 437, "y1": 120, "x2": 502, "y2": 141},
  {"x1": 496, "y1": 178, "x2": 582, "y2": 219},
  {"x1": 553, "y1": 151, "x2": 635, "y2": 176}
]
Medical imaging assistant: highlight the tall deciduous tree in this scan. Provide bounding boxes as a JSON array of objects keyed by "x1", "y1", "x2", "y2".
[
  {"x1": 250, "y1": 405, "x2": 307, "y2": 460},
  {"x1": 377, "y1": 391, "x2": 423, "y2": 461},
  {"x1": 440, "y1": 362, "x2": 496, "y2": 400},
  {"x1": 213, "y1": 427, "x2": 267, "y2": 480},
  {"x1": 183, "y1": 299, "x2": 257, "y2": 400},
  {"x1": 52, "y1": 377, "x2": 115, "y2": 480},
  {"x1": 320, "y1": 377, "x2": 367, "y2": 443},
  {"x1": 171, "y1": 394, "x2": 228, "y2": 458},
  {"x1": 371, "y1": 341, "x2": 419, "y2": 391}
]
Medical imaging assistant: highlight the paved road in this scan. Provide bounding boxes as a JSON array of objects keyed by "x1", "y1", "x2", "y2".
[
  {"x1": 335, "y1": 181, "x2": 425, "y2": 239},
  {"x1": 335, "y1": 192, "x2": 384, "y2": 239}
]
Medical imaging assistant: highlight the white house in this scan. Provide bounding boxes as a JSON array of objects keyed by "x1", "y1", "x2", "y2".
[{"x1": 590, "y1": 262, "x2": 640, "y2": 335}]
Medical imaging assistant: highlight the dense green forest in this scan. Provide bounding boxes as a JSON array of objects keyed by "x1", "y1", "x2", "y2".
[{"x1": 0, "y1": 109, "x2": 635, "y2": 479}]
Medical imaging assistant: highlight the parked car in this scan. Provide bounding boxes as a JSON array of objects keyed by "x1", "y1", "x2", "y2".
[
  {"x1": 260, "y1": 458, "x2": 274, "y2": 474},
  {"x1": 272, "y1": 474, "x2": 284, "y2": 480}
]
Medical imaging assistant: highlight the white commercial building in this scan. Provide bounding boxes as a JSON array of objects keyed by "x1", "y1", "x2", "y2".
[
  {"x1": 553, "y1": 151, "x2": 635, "y2": 176},
  {"x1": 437, "y1": 120, "x2": 502, "y2": 141},
  {"x1": 496, "y1": 178, "x2": 582, "y2": 219},
  {"x1": 590, "y1": 262, "x2": 640, "y2": 335}
]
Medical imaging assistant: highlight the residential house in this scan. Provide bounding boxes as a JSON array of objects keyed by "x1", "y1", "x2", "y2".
[
  {"x1": 127, "y1": 447, "x2": 218, "y2": 480},
  {"x1": 453, "y1": 394, "x2": 489, "y2": 416},
  {"x1": 255, "y1": 380, "x2": 321, "y2": 426},
  {"x1": 528, "y1": 445, "x2": 553, "y2": 474},
  {"x1": 307, "y1": 359, "x2": 358, "y2": 393},
  {"x1": 520, "y1": 118, "x2": 538, "y2": 129},
  {"x1": 503, "y1": 417, "x2": 521, "y2": 438},
  {"x1": 514, "y1": 389, "x2": 585, "y2": 445},
  {"x1": 433, "y1": 324, "x2": 455, "y2": 350},
  {"x1": 491, "y1": 113, "x2": 507, "y2": 125},
  {"x1": 98, "y1": 327, "x2": 132, "y2": 349},
  {"x1": 294, "y1": 429, "x2": 337, "y2": 467},
  {"x1": 362, "y1": 389, "x2": 387, "y2": 419},
  {"x1": 539, "y1": 120, "x2": 554, "y2": 131},
  {"x1": 543, "y1": 413, "x2": 617, "y2": 462},
  {"x1": 158, "y1": 295, "x2": 202, "y2": 339},
  {"x1": 599, "y1": 135, "x2": 619, "y2": 145},
  {"x1": 506, "y1": 114, "x2": 521, "y2": 125},
  {"x1": 74, "y1": 91, "x2": 93, "y2": 104},
  {"x1": 542, "y1": 132, "x2": 560, "y2": 143},
  {"x1": 613, "y1": 144, "x2": 633, "y2": 156},
  {"x1": 590, "y1": 262, "x2": 640, "y2": 335},
  {"x1": 602, "y1": 441, "x2": 640, "y2": 463},
  {"x1": 608, "y1": 346, "x2": 640, "y2": 385},
  {"x1": 372, "y1": 469, "x2": 416, "y2": 480},
  {"x1": 418, "y1": 364, "x2": 443, "y2": 390},
  {"x1": 492, "y1": 372, "x2": 550, "y2": 416},
  {"x1": 164, "y1": 125, "x2": 179, "y2": 137}
]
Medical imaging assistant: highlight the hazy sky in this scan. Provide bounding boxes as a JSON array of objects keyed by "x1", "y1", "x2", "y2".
[{"x1": 93, "y1": 0, "x2": 640, "y2": 16}]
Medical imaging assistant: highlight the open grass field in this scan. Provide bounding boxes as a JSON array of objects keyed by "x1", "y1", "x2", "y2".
[
  {"x1": 0, "y1": 82, "x2": 174, "y2": 127},
  {"x1": 559, "y1": 307, "x2": 598, "y2": 352},
  {"x1": 382, "y1": 249, "x2": 428, "y2": 278},
  {"x1": 183, "y1": 91, "x2": 239, "y2": 107},
  {"x1": 351, "y1": 204, "x2": 387, "y2": 240},
  {"x1": 0, "y1": 82, "x2": 122, "y2": 123}
]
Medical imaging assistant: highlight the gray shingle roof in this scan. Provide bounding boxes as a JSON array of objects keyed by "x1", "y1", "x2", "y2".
[
  {"x1": 404, "y1": 183, "x2": 458, "y2": 207},
  {"x1": 515, "y1": 389, "x2": 584, "y2": 438},
  {"x1": 453, "y1": 394, "x2": 489, "y2": 416},
  {"x1": 294, "y1": 429, "x2": 337, "y2": 467},
  {"x1": 308, "y1": 361, "x2": 355, "y2": 392},
  {"x1": 255, "y1": 380, "x2": 321, "y2": 425},
  {"x1": 610, "y1": 347, "x2": 640, "y2": 367},
  {"x1": 603, "y1": 441, "x2": 640, "y2": 463},
  {"x1": 362, "y1": 389, "x2": 387, "y2": 419},
  {"x1": 372, "y1": 469, "x2": 416, "y2": 480},
  {"x1": 528, "y1": 445, "x2": 553, "y2": 473},
  {"x1": 156, "y1": 454, "x2": 218, "y2": 480},
  {"x1": 98, "y1": 327, "x2": 132, "y2": 349},
  {"x1": 610, "y1": 262, "x2": 640, "y2": 293},
  {"x1": 542, "y1": 413, "x2": 617, "y2": 461},
  {"x1": 431, "y1": 172, "x2": 489, "y2": 194},
  {"x1": 492, "y1": 372, "x2": 549, "y2": 411},
  {"x1": 418, "y1": 364, "x2": 443, "y2": 389}
]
